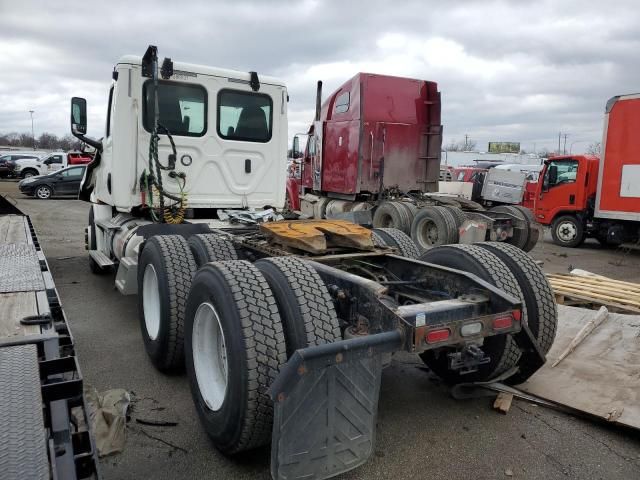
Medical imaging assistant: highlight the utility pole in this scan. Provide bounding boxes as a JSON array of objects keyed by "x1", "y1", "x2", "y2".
[
  {"x1": 558, "y1": 132, "x2": 561, "y2": 154},
  {"x1": 563, "y1": 133, "x2": 569, "y2": 154},
  {"x1": 464, "y1": 134, "x2": 469, "y2": 151},
  {"x1": 29, "y1": 110, "x2": 35, "y2": 150}
]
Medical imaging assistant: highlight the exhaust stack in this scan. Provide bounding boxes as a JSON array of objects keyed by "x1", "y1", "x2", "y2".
[{"x1": 315, "y1": 81, "x2": 323, "y2": 121}]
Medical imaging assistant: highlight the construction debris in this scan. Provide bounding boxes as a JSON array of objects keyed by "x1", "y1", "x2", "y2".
[
  {"x1": 85, "y1": 388, "x2": 131, "y2": 457},
  {"x1": 493, "y1": 392, "x2": 513, "y2": 414},
  {"x1": 551, "y1": 306, "x2": 608, "y2": 367},
  {"x1": 548, "y1": 270, "x2": 640, "y2": 313}
]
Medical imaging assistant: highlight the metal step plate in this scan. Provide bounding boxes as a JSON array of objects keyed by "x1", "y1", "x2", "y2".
[
  {"x1": 0, "y1": 243, "x2": 45, "y2": 293},
  {"x1": 0, "y1": 344, "x2": 49, "y2": 480},
  {"x1": 89, "y1": 250, "x2": 115, "y2": 267}
]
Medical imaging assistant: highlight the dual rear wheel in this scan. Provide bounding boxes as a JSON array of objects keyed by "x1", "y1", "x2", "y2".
[{"x1": 137, "y1": 234, "x2": 340, "y2": 453}]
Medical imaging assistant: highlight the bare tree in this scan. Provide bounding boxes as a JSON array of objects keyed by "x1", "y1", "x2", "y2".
[
  {"x1": 444, "y1": 138, "x2": 477, "y2": 152},
  {"x1": 586, "y1": 142, "x2": 601, "y2": 156}
]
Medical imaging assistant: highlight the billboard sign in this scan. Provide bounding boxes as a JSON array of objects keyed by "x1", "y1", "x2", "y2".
[{"x1": 488, "y1": 142, "x2": 520, "y2": 154}]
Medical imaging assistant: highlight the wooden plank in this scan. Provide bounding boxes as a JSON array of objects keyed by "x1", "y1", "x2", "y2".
[
  {"x1": 548, "y1": 274, "x2": 640, "y2": 293},
  {"x1": 493, "y1": 393, "x2": 513, "y2": 414},
  {"x1": 0, "y1": 291, "x2": 40, "y2": 338},
  {"x1": 547, "y1": 289, "x2": 640, "y2": 313},
  {"x1": 549, "y1": 279, "x2": 640, "y2": 306},
  {"x1": 0, "y1": 215, "x2": 29, "y2": 244}
]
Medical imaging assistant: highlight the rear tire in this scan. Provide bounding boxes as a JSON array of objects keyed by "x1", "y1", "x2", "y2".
[
  {"x1": 372, "y1": 201, "x2": 412, "y2": 234},
  {"x1": 442, "y1": 205, "x2": 467, "y2": 230},
  {"x1": 188, "y1": 233, "x2": 237, "y2": 267},
  {"x1": 551, "y1": 215, "x2": 585, "y2": 247},
  {"x1": 410, "y1": 206, "x2": 458, "y2": 249},
  {"x1": 138, "y1": 235, "x2": 197, "y2": 371},
  {"x1": 372, "y1": 227, "x2": 420, "y2": 258},
  {"x1": 255, "y1": 257, "x2": 340, "y2": 357},
  {"x1": 475, "y1": 242, "x2": 557, "y2": 384},
  {"x1": 184, "y1": 260, "x2": 286, "y2": 453},
  {"x1": 511, "y1": 206, "x2": 540, "y2": 252},
  {"x1": 418, "y1": 244, "x2": 525, "y2": 383}
]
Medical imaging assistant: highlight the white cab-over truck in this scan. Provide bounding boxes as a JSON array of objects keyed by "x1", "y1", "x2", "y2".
[{"x1": 71, "y1": 45, "x2": 557, "y2": 480}]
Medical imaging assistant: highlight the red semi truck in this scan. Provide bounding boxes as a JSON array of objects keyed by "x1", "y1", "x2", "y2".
[
  {"x1": 534, "y1": 94, "x2": 640, "y2": 247},
  {"x1": 288, "y1": 74, "x2": 539, "y2": 251}
]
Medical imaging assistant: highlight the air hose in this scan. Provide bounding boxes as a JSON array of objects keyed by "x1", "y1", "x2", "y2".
[{"x1": 144, "y1": 124, "x2": 187, "y2": 224}]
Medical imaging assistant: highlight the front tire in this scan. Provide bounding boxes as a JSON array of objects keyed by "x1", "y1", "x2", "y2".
[
  {"x1": 22, "y1": 169, "x2": 38, "y2": 179},
  {"x1": 551, "y1": 215, "x2": 584, "y2": 247},
  {"x1": 185, "y1": 261, "x2": 287, "y2": 454},
  {"x1": 35, "y1": 185, "x2": 52, "y2": 199},
  {"x1": 138, "y1": 235, "x2": 197, "y2": 371}
]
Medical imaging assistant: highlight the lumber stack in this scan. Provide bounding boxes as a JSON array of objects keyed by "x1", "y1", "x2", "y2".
[{"x1": 548, "y1": 272, "x2": 640, "y2": 313}]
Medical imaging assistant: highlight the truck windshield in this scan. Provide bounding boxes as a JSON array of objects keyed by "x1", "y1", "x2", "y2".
[{"x1": 143, "y1": 81, "x2": 207, "y2": 137}]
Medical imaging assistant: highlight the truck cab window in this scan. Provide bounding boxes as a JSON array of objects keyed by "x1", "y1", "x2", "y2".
[
  {"x1": 217, "y1": 90, "x2": 272, "y2": 142},
  {"x1": 335, "y1": 91, "x2": 350, "y2": 113},
  {"x1": 143, "y1": 81, "x2": 207, "y2": 136},
  {"x1": 548, "y1": 159, "x2": 578, "y2": 187}
]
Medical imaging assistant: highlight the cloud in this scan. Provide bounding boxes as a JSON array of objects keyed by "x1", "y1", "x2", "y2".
[{"x1": 1, "y1": 0, "x2": 639, "y2": 153}]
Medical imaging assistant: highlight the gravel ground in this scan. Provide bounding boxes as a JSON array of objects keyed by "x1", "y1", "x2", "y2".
[{"x1": 2, "y1": 180, "x2": 639, "y2": 480}]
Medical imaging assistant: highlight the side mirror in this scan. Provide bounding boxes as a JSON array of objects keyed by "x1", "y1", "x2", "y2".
[
  {"x1": 71, "y1": 97, "x2": 87, "y2": 135},
  {"x1": 292, "y1": 136, "x2": 301, "y2": 159},
  {"x1": 548, "y1": 165, "x2": 558, "y2": 185}
]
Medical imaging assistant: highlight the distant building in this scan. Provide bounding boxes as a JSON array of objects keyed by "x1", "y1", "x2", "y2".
[{"x1": 441, "y1": 151, "x2": 542, "y2": 167}]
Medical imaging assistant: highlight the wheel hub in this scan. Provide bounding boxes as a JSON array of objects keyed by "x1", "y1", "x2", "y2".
[
  {"x1": 558, "y1": 222, "x2": 577, "y2": 241},
  {"x1": 142, "y1": 264, "x2": 161, "y2": 340},
  {"x1": 192, "y1": 302, "x2": 229, "y2": 411}
]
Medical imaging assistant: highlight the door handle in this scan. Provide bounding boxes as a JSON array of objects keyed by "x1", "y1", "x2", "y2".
[{"x1": 245, "y1": 159, "x2": 252, "y2": 174}]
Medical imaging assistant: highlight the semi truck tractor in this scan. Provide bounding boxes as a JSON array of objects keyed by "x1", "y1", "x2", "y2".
[
  {"x1": 71, "y1": 45, "x2": 556, "y2": 479},
  {"x1": 534, "y1": 94, "x2": 640, "y2": 247},
  {"x1": 286, "y1": 75, "x2": 540, "y2": 252}
]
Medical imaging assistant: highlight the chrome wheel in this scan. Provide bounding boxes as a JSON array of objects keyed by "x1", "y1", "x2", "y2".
[
  {"x1": 142, "y1": 264, "x2": 161, "y2": 340},
  {"x1": 192, "y1": 302, "x2": 228, "y2": 411},
  {"x1": 35, "y1": 186, "x2": 51, "y2": 199}
]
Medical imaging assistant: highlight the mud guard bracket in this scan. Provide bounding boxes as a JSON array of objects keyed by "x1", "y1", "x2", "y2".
[{"x1": 269, "y1": 331, "x2": 402, "y2": 480}]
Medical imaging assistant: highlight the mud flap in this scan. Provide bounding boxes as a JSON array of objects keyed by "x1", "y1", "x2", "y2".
[{"x1": 269, "y1": 331, "x2": 402, "y2": 480}]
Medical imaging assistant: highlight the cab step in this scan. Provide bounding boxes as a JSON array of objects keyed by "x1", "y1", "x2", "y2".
[{"x1": 89, "y1": 250, "x2": 115, "y2": 267}]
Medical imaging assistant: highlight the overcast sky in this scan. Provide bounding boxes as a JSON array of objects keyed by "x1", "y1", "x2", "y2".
[{"x1": 1, "y1": 0, "x2": 638, "y2": 153}]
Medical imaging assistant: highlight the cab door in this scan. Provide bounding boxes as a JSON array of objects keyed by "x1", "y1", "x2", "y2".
[
  {"x1": 45, "y1": 154, "x2": 65, "y2": 173},
  {"x1": 535, "y1": 158, "x2": 580, "y2": 223}
]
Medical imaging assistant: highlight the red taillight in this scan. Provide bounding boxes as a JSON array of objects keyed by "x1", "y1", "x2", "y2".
[
  {"x1": 426, "y1": 328, "x2": 451, "y2": 343},
  {"x1": 512, "y1": 310, "x2": 522, "y2": 322},
  {"x1": 493, "y1": 315, "x2": 513, "y2": 330}
]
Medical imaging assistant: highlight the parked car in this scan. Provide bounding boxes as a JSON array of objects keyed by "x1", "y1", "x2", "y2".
[
  {"x1": 0, "y1": 153, "x2": 41, "y2": 178},
  {"x1": 18, "y1": 165, "x2": 86, "y2": 199}
]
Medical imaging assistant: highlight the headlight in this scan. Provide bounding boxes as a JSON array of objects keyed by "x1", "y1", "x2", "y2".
[{"x1": 20, "y1": 178, "x2": 37, "y2": 185}]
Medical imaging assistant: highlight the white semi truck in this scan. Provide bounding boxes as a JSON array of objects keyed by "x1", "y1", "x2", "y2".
[{"x1": 71, "y1": 45, "x2": 557, "y2": 479}]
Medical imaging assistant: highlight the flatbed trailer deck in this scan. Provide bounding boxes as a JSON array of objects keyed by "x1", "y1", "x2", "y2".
[{"x1": 0, "y1": 195, "x2": 99, "y2": 480}]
